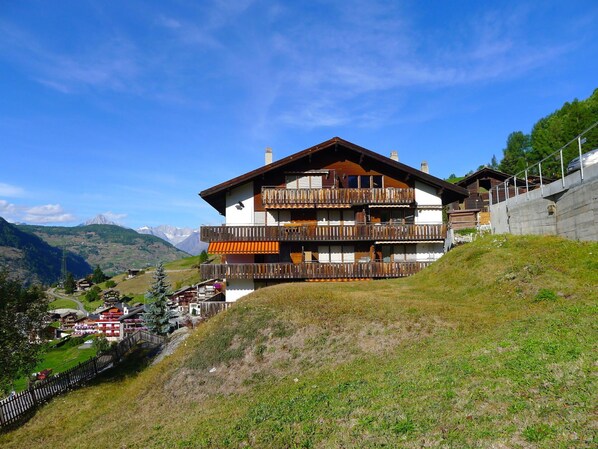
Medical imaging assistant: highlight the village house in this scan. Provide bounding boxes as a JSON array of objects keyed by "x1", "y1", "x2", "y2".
[
  {"x1": 95, "y1": 305, "x2": 125, "y2": 341},
  {"x1": 75, "y1": 278, "x2": 93, "y2": 292},
  {"x1": 101, "y1": 288, "x2": 121, "y2": 306},
  {"x1": 199, "y1": 137, "x2": 468, "y2": 301},
  {"x1": 119, "y1": 305, "x2": 146, "y2": 338},
  {"x1": 446, "y1": 167, "x2": 546, "y2": 230},
  {"x1": 126, "y1": 268, "x2": 143, "y2": 279},
  {"x1": 72, "y1": 316, "x2": 98, "y2": 336}
]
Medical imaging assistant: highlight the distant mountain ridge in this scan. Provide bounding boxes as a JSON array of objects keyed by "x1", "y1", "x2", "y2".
[
  {"x1": 82, "y1": 214, "x2": 124, "y2": 227},
  {"x1": 137, "y1": 225, "x2": 207, "y2": 255},
  {"x1": 0, "y1": 217, "x2": 92, "y2": 285},
  {"x1": 18, "y1": 223, "x2": 189, "y2": 276}
]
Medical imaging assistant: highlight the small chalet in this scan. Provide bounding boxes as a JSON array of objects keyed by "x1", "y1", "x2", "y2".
[
  {"x1": 119, "y1": 305, "x2": 146, "y2": 338},
  {"x1": 102, "y1": 288, "x2": 121, "y2": 306},
  {"x1": 58, "y1": 311, "x2": 82, "y2": 329},
  {"x1": 72, "y1": 316, "x2": 98, "y2": 336},
  {"x1": 169, "y1": 285, "x2": 197, "y2": 313},
  {"x1": 76, "y1": 278, "x2": 93, "y2": 292},
  {"x1": 127, "y1": 269, "x2": 143, "y2": 279},
  {"x1": 447, "y1": 167, "x2": 546, "y2": 230},
  {"x1": 199, "y1": 137, "x2": 468, "y2": 301}
]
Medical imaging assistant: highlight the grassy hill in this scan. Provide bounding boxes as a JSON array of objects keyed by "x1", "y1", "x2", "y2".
[
  {"x1": 109, "y1": 256, "x2": 203, "y2": 300},
  {"x1": 18, "y1": 224, "x2": 189, "y2": 276},
  {"x1": 0, "y1": 217, "x2": 91, "y2": 285},
  {"x1": 1, "y1": 235, "x2": 596, "y2": 448}
]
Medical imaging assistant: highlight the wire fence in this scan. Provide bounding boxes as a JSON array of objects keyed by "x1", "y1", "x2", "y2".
[
  {"x1": 490, "y1": 120, "x2": 598, "y2": 206},
  {"x1": 0, "y1": 330, "x2": 164, "y2": 432}
]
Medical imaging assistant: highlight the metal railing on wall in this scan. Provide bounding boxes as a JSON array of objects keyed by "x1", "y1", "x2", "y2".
[{"x1": 490, "y1": 120, "x2": 598, "y2": 206}]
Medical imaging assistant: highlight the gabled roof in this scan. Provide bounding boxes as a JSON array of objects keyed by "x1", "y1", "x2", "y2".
[
  {"x1": 200, "y1": 137, "x2": 468, "y2": 213},
  {"x1": 456, "y1": 167, "x2": 550, "y2": 189},
  {"x1": 455, "y1": 167, "x2": 513, "y2": 187}
]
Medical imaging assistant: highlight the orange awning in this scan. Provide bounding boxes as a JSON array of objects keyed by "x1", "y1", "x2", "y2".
[{"x1": 208, "y1": 241, "x2": 279, "y2": 254}]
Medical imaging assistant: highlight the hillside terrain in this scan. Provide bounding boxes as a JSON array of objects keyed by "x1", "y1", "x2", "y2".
[
  {"x1": 0, "y1": 217, "x2": 91, "y2": 285},
  {"x1": 1, "y1": 235, "x2": 596, "y2": 448},
  {"x1": 18, "y1": 224, "x2": 189, "y2": 276},
  {"x1": 110, "y1": 255, "x2": 204, "y2": 299}
]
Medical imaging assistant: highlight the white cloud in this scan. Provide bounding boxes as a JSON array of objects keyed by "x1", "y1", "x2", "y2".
[
  {"x1": 0, "y1": 183, "x2": 25, "y2": 197},
  {"x1": 22, "y1": 204, "x2": 76, "y2": 224},
  {"x1": 0, "y1": 199, "x2": 19, "y2": 222}
]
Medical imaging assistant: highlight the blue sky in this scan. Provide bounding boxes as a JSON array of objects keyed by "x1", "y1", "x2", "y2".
[{"x1": 1, "y1": 0, "x2": 597, "y2": 229}]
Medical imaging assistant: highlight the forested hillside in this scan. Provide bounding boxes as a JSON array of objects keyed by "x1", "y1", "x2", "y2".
[
  {"x1": 0, "y1": 217, "x2": 91, "y2": 285},
  {"x1": 18, "y1": 224, "x2": 189, "y2": 276},
  {"x1": 480, "y1": 88, "x2": 598, "y2": 178}
]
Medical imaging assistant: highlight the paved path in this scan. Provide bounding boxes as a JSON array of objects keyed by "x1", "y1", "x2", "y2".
[{"x1": 47, "y1": 288, "x2": 88, "y2": 314}]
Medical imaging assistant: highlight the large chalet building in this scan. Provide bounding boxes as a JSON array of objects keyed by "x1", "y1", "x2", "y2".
[{"x1": 200, "y1": 137, "x2": 468, "y2": 301}]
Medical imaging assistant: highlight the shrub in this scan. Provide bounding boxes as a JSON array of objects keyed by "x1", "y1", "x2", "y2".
[{"x1": 534, "y1": 288, "x2": 558, "y2": 302}]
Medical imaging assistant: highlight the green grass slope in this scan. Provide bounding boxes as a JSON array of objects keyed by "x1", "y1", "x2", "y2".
[
  {"x1": 18, "y1": 224, "x2": 189, "y2": 276},
  {"x1": 1, "y1": 235, "x2": 596, "y2": 448}
]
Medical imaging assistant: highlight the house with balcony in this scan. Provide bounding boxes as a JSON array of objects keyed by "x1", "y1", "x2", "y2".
[{"x1": 199, "y1": 137, "x2": 468, "y2": 301}]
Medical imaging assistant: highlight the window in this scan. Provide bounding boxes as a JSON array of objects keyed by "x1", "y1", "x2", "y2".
[{"x1": 345, "y1": 175, "x2": 383, "y2": 188}]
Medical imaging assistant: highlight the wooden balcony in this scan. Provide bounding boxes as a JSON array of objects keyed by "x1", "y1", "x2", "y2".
[
  {"x1": 261, "y1": 187, "x2": 414, "y2": 208},
  {"x1": 201, "y1": 224, "x2": 446, "y2": 242},
  {"x1": 201, "y1": 261, "x2": 432, "y2": 280}
]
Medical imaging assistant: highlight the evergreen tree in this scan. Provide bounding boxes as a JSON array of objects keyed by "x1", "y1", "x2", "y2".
[
  {"x1": 198, "y1": 249, "x2": 208, "y2": 264},
  {"x1": 0, "y1": 270, "x2": 48, "y2": 394},
  {"x1": 64, "y1": 272, "x2": 76, "y2": 294},
  {"x1": 142, "y1": 262, "x2": 172, "y2": 335},
  {"x1": 498, "y1": 131, "x2": 531, "y2": 175},
  {"x1": 489, "y1": 154, "x2": 499, "y2": 170},
  {"x1": 91, "y1": 265, "x2": 108, "y2": 284}
]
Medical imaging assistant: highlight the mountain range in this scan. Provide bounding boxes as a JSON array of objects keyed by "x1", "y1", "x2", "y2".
[
  {"x1": 17, "y1": 223, "x2": 188, "y2": 277},
  {"x1": 80, "y1": 215, "x2": 207, "y2": 256},
  {"x1": 136, "y1": 224, "x2": 207, "y2": 256}
]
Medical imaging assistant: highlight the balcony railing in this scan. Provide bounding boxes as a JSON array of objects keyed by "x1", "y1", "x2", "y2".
[
  {"x1": 261, "y1": 187, "x2": 414, "y2": 207},
  {"x1": 201, "y1": 224, "x2": 446, "y2": 242},
  {"x1": 201, "y1": 261, "x2": 432, "y2": 280}
]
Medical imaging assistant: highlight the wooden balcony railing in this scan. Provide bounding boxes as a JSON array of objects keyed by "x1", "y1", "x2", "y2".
[
  {"x1": 261, "y1": 187, "x2": 414, "y2": 207},
  {"x1": 201, "y1": 261, "x2": 432, "y2": 280},
  {"x1": 201, "y1": 224, "x2": 446, "y2": 242}
]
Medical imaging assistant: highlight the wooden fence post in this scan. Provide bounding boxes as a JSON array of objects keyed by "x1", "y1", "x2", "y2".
[{"x1": 29, "y1": 387, "x2": 38, "y2": 411}]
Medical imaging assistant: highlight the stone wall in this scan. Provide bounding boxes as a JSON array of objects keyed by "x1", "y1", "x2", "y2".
[{"x1": 490, "y1": 163, "x2": 598, "y2": 241}]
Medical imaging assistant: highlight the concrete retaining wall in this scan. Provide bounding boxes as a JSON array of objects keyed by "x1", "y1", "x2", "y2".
[{"x1": 490, "y1": 164, "x2": 598, "y2": 241}]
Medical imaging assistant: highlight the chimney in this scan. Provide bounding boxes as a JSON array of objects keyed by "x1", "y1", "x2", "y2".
[
  {"x1": 265, "y1": 147, "x2": 272, "y2": 165},
  {"x1": 420, "y1": 161, "x2": 429, "y2": 174},
  {"x1": 390, "y1": 151, "x2": 399, "y2": 162}
]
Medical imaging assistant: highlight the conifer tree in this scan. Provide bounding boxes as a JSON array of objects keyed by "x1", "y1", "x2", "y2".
[
  {"x1": 91, "y1": 265, "x2": 108, "y2": 284},
  {"x1": 64, "y1": 272, "x2": 76, "y2": 294},
  {"x1": 142, "y1": 262, "x2": 172, "y2": 335}
]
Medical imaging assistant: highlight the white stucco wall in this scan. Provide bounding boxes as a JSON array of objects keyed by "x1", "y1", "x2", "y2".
[
  {"x1": 226, "y1": 279, "x2": 255, "y2": 302},
  {"x1": 415, "y1": 243, "x2": 444, "y2": 261},
  {"x1": 414, "y1": 181, "x2": 442, "y2": 224},
  {"x1": 225, "y1": 182, "x2": 255, "y2": 225}
]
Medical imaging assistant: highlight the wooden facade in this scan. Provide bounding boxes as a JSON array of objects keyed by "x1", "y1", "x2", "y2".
[
  {"x1": 199, "y1": 137, "x2": 468, "y2": 300},
  {"x1": 261, "y1": 186, "x2": 414, "y2": 208},
  {"x1": 201, "y1": 261, "x2": 431, "y2": 280},
  {"x1": 202, "y1": 223, "x2": 446, "y2": 242}
]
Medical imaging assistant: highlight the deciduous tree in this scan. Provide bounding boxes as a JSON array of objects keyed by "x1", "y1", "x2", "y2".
[{"x1": 0, "y1": 270, "x2": 48, "y2": 394}]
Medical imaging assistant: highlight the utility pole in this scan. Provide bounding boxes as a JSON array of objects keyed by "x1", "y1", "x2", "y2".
[{"x1": 60, "y1": 247, "x2": 67, "y2": 287}]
